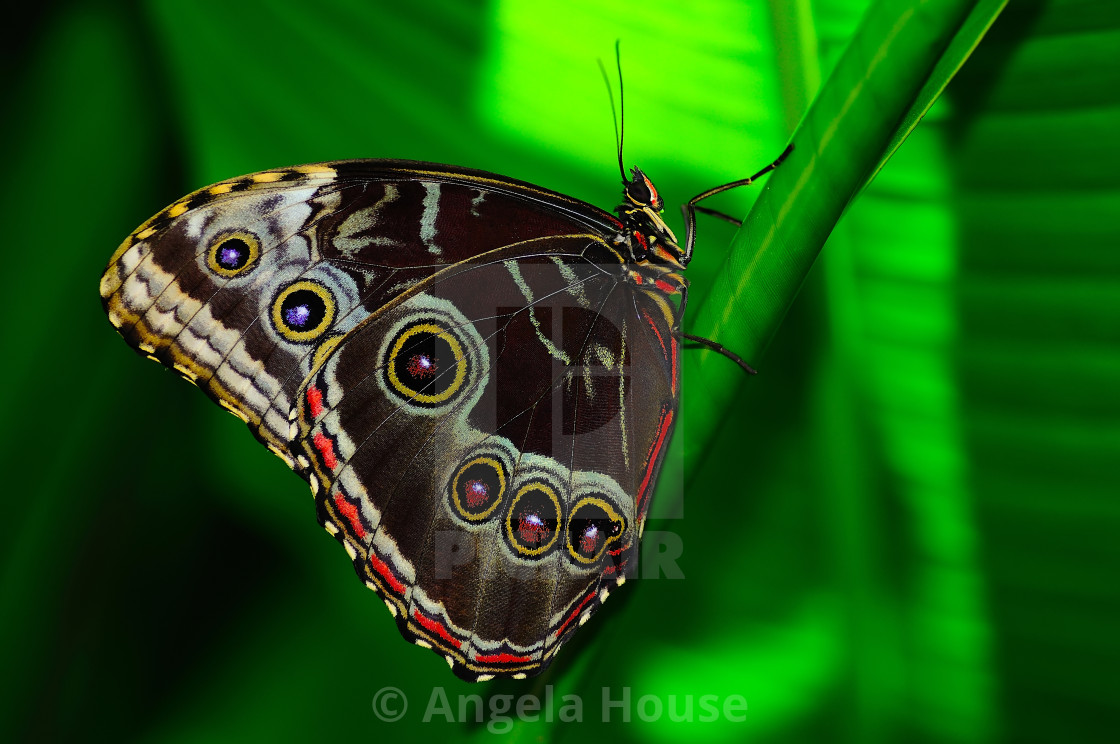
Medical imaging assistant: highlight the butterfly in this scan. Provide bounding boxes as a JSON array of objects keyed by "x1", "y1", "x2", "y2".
[{"x1": 99, "y1": 146, "x2": 790, "y2": 681}]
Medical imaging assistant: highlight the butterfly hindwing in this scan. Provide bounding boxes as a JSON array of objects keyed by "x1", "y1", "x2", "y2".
[{"x1": 296, "y1": 243, "x2": 679, "y2": 679}]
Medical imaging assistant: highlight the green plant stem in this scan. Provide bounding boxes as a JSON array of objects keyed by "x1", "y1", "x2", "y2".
[{"x1": 682, "y1": 0, "x2": 1002, "y2": 457}]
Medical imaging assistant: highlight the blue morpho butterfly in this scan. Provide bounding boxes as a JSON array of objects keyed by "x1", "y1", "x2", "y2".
[{"x1": 99, "y1": 63, "x2": 791, "y2": 680}]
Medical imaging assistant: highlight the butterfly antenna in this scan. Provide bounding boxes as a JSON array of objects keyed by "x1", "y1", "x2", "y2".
[
  {"x1": 598, "y1": 41, "x2": 627, "y2": 184},
  {"x1": 615, "y1": 39, "x2": 626, "y2": 184}
]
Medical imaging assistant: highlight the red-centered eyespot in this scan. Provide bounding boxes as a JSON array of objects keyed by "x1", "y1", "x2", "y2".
[
  {"x1": 566, "y1": 497, "x2": 625, "y2": 566},
  {"x1": 448, "y1": 456, "x2": 506, "y2": 522},
  {"x1": 384, "y1": 321, "x2": 467, "y2": 408},
  {"x1": 505, "y1": 482, "x2": 562, "y2": 558}
]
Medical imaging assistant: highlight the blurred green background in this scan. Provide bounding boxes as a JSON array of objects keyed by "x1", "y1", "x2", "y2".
[{"x1": 2, "y1": 0, "x2": 1117, "y2": 741}]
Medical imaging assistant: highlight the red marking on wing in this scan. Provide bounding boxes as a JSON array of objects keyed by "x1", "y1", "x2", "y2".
[
  {"x1": 406, "y1": 354, "x2": 437, "y2": 379},
  {"x1": 413, "y1": 609, "x2": 462, "y2": 649},
  {"x1": 518, "y1": 514, "x2": 548, "y2": 545},
  {"x1": 306, "y1": 385, "x2": 325, "y2": 417},
  {"x1": 631, "y1": 272, "x2": 644, "y2": 285},
  {"x1": 475, "y1": 652, "x2": 532, "y2": 664},
  {"x1": 333, "y1": 493, "x2": 367, "y2": 539},
  {"x1": 637, "y1": 406, "x2": 674, "y2": 517},
  {"x1": 603, "y1": 560, "x2": 628, "y2": 575},
  {"x1": 642, "y1": 310, "x2": 678, "y2": 393},
  {"x1": 313, "y1": 431, "x2": 338, "y2": 470},
  {"x1": 555, "y1": 587, "x2": 598, "y2": 639},
  {"x1": 464, "y1": 479, "x2": 489, "y2": 508},
  {"x1": 370, "y1": 553, "x2": 406, "y2": 594},
  {"x1": 671, "y1": 336, "x2": 679, "y2": 395},
  {"x1": 607, "y1": 214, "x2": 624, "y2": 230},
  {"x1": 642, "y1": 311, "x2": 667, "y2": 358},
  {"x1": 603, "y1": 544, "x2": 629, "y2": 575},
  {"x1": 654, "y1": 278, "x2": 677, "y2": 294}
]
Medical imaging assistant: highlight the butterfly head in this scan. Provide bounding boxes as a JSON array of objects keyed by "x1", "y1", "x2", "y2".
[{"x1": 617, "y1": 166, "x2": 686, "y2": 269}]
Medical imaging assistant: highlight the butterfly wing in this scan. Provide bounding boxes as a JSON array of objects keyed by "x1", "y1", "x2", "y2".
[
  {"x1": 100, "y1": 161, "x2": 680, "y2": 680},
  {"x1": 296, "y1": 243, "x2": 680, "y2": 680},
  {"x1": 99, "y1": 161, "x2": 623, "y2": 463}
]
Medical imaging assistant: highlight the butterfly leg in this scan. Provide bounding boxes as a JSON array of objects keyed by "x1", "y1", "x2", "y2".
[
  {"x1": 677, "y1": 284, "x2": 759, "y2": 376},
  {"x1": 680, "y1": 143, "x2": 794, "y2": 263},
  {"x1": 681, "y1": 334, "x2": 757, "y2": 375},
  {"x1": 691, "y1": 204, "x2": 743, "y2": 227}
]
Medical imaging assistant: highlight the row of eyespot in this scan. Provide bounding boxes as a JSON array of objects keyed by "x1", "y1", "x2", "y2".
[
  {"x1": 207, "y1": 232, "x2": 340, "y2": 344},
  {"x1": 207, "y1": 233, "x2": 473, "y2": 409},
  {"x1": 448, "y1": 454, "x2": 627, "y2": 565}
]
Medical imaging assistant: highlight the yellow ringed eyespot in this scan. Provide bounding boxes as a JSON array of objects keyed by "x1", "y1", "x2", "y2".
[
  {"x1": 449, "y1": 456, "x2": 507, "y2": 522},
  {"x1": 384, "y1": 322, "x2": 467, "y2": 406},
  {"x1": 566, "y1": 496, "x2": 625, "y2": 565},
  {"x1": 271, "y1": 280, "x2": 336, "y2": 342},
  {"x1": 207, "y1": 231, "x2": 260, "y2": 278},
  {"x1": 505, "y1": 482, "x2": 562, "y2": 558}
]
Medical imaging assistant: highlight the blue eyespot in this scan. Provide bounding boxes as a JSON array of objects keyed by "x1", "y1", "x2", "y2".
[
  {"x1": 206, "y1": 232, "x2": 260, "y2": 277},
  {"x1": 271, "y1": 280, "x2": 335, "y2": 342}
]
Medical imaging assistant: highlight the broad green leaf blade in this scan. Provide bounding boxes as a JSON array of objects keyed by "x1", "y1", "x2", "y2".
[
  {"x1": 784, "y1": 2, "x2": 1120, "y2": 743},
  {"x1": 948, "y1": 1, "x2": 1120, "y2": 739},
  {"x1": 868, "y1": 0, "x2": 1008, "y2": 187},
  {"x1": 683, "y1": 0, "x2": 1006, "y2": 446}
]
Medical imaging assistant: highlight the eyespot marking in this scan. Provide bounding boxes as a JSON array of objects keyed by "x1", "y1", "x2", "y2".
[
  {"x1": 505, "y1": 481, "x2": 562, "y2": 558},
  {"x1": 565, "y1": 496, "x2": 626, "y2": 566},
  {"x1": 448, "y1": 456, "x2": 507, "y2": 522},
  {"x1": 206, "y1": 231, "x2": 261, "y2": 278},
  {"x1": 383, "y1": 321, "x2": 467, "y2": 407},
  {"x1": 271, "y1": 280, "x2": 336, "y2": 343}
]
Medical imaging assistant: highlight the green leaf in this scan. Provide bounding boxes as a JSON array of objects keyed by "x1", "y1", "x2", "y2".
[{"x1": 685, "y1": 0, "x2": 1009, "y2": 439}]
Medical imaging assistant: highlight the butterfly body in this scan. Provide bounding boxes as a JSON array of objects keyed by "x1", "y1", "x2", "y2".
[{"x1": 101, "y1": 159, "x2": 685, "y2": 680}]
